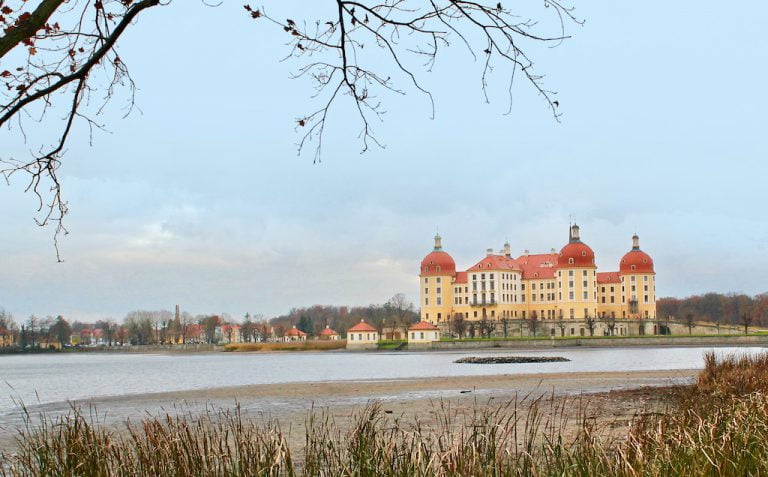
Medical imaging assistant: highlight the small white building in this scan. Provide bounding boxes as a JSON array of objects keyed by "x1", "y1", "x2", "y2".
[
  {"x1": 407, "y1": 321, "x2": 441, "y2": 348},
  {"x1": 283, "y1": 325, "x2": 308, "y2": 342},
  {"x1": 318, "y1": 325, "x2": 340, "y2": 340},
  {"x1": 346, "y1": 320, "x2": 379, "y2": 350}
]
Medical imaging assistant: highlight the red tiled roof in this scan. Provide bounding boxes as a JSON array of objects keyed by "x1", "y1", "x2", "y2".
[
  {"x1": 409, "y1": 321, "x2": 439, "y2": 331},
  {"x1": 347, "y1": 320, "x2": 378, "y2": 332},
  {"x1": 285, "y1": 326, "x2": 307, "y2": 337},
  {"x1": 454, "y1": 271, "x2": 468, "y2": 284},
  {"x1": 420, "y1": 251, "x2": 456, "y2": 276},
  {"x1": 516, "y1": 253, "x2": 559, "y2": 279},
  {"x1": 468, "y1": 254, "x2": 521, "y2": 272},
  {"x1": 319, "y1": 326, "x2": 338, "y2": 336},
  {"x1": 620, "y1": 250, "x2": 654, "y2": 274},
  {"x1": 597, "y1": 272, "x2": 621, "y2": 284},
  {"x1": 558, "y1": 241, "x2": 595, "y2": 268}
]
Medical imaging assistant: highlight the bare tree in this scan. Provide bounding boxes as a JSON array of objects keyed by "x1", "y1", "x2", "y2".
[
  {"x1": 528, "y1": 311, "x2": 538, "y2": 337},
  {"x1": 602, "y1": 314, "x2": 616, "y2": 336},
  {"x1": 584, "y1": 314, "x2": 596, "y2": 337},
  {"x1": 386, "y1": 293, "x2": 415, "y2": 328},
  {"x1": 741, "y1": 313, "x2": 753, "y2": 335},
  {"x1": 684, "y1": 312, "x2": 695, "y2": 335},
  {"x1": 478, "y1": 316, "x2": 496, "y2": 338},
  {"x1": 500, "y1": 316, "x2": 509, "y2": 338},
  {"x1": 1, "y1": 1, "x2": 580, "y2": 256},
  {"x1": 556, "y1": 318, "x2": 566, "y2": 337},
  {"x1": 451, "y1": 313, "x2": 467, "y2": 339}
]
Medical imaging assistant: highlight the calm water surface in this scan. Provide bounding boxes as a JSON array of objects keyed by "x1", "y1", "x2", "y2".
[{"x1": 0, "y1": 346, "x2": 763, "y2": 416}]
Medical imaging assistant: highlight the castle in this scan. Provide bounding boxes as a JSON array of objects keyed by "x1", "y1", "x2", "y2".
[{"x1": 419, "y1": 225, "x2": 658, "y2": 337}]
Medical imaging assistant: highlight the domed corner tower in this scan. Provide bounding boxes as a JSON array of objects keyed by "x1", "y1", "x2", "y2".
[
  {"x1": 419, "y1": 234, "x2": 456, "y2": 324},
  {"x1": 555, "y1": 224, "x2": 599, "y2": 320},
  {"x1": 619, "y1": 234, "x2": 656, "y2": 320}
]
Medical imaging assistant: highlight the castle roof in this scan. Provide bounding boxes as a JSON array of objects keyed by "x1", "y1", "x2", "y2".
[{"x1": 516, "y1": 253, "x2": 559, "y2": 279}]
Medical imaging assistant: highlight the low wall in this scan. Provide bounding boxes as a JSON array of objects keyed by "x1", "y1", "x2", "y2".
[{"x1": 431, "y1": 334, "x2": 768, "y2": 350}]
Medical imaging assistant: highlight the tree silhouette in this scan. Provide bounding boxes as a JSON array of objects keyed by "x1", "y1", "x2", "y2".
[{"x1": 1, "y1": 0, "x2": 580, "y2": 257}]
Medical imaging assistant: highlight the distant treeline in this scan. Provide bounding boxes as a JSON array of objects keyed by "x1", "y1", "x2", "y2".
[
  {"x1": 268, "y1": 293, "x2": 419, "y2": 336},
  {"x1": 657, "y1": 292, "x2": 768, "y2": 326}
]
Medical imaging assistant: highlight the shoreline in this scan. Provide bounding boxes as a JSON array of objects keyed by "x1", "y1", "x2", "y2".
[
  {"x1": 3, "y1": 334, "x2": 767, "y2": 356},
  {"x1": 0, "y1": 368, "x2": 697, "y2": 451}
]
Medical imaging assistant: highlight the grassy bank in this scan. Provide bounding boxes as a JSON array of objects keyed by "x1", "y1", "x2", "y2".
[
  {"x1": 4, "y1": 352, "x2": 768, "y2": 475},
  {"x1": 223, "y1": 340, "x2": 346, "y2": 352}
]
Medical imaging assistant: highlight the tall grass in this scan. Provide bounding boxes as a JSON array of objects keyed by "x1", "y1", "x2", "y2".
[{"x1": 4, "y1": 351, "x2": 768, "y2": 476}]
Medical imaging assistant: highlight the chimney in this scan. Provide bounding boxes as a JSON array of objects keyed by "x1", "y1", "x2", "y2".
[
  {"x1": 486, "y1": 248, "x2": 493, "y2": 256},
  {"x1": 550, "y1": 248, "x2": 556, "y2": 254},
  {"x1": 524, "y1": 249, "x2": 530, "y2": 255}
]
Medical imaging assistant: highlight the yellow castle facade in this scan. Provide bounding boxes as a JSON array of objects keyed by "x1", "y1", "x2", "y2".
[{"x1": 419, "y1": 225, "x2": 658, "y2": 337}]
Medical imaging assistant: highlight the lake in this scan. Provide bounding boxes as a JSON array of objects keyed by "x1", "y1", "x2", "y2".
[{"x1": 1, "y1": 346, "x2": 763, "y2": 419}]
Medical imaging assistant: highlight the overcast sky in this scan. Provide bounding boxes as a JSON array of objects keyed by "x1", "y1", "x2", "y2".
[{"x1": 2, "y1": 2, "x2": 767, "y2": 322}]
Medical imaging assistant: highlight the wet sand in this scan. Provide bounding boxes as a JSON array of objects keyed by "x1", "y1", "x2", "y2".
[{"x1": 0, "y1": 369, "x2": 696, "y2": 451}]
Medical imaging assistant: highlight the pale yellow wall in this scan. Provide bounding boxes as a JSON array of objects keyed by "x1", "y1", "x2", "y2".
[
  {"x1": 420, "y1": 274, "x2": 455, "y2": 324},
  {"x1": 554, "y1": 267, "x2": 599, "y2": 320}
]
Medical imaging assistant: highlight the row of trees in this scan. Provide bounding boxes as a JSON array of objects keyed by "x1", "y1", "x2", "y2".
[
  {"x1": 0, "y1": 293, "x2": 417, "y2": 349},
  {"x1": 269, "y1": 294, "x2": 418, "y2": 337},
  {"x1": 449, "y1": 313, "x2": 607, "y2": 339},
  {"x1": 657, "y1": 293, "x2": 768, "y2": 328}
]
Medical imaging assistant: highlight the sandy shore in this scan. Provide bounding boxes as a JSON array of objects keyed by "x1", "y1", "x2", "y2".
[{"x1": 0, "y1": 368, "x2": 696, "y2": 451}]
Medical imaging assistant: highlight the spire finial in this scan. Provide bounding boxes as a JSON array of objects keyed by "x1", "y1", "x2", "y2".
[
  {"x1": 433, "y1": 233, "x2": 443, "y2": 251},
  {"x1": 632, "y1": 233, "x2": 640, "y2": 250}
]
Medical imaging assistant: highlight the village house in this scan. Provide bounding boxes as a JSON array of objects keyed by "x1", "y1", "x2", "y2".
[
  {"x1": 318, "y1": 325, "x2": 340, "y2": 340},
  {"x1": 346, "y1": 319, "x2": 379, "y2": 350},
  {"x1": 283, "y1": 325, "x2": 308, "y2": 342},
  {"x1": 407, "y1": 321, "x2": 441, "y2": 348}
]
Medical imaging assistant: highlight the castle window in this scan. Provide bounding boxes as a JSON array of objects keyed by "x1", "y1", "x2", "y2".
[
  {"x1": 436, "y1": 277, "x2": 441, "y2": 283},
  {"x1": 424, "y1": 277, "x2": 428, "y2": 283},
  {"x1": 631, "y1": 265, "x2": 636, "y2": 271},
  {"x1": 581, "y1": 251, "x2": 586, "y2": 256},
  {"x1": 436, "y1": 266, "x2": 441, "y2": 272},
  {"x1": 568, "y1": 270, "x2": 574, "y2": 277},
  {"x1": 569, "y1": 258, "x2": 574, "y2": 264},
  {"x1": 429, "y1": 261, "x2": 433, "y2": 265}
]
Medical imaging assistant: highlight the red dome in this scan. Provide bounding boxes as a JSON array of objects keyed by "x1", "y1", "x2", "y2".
[
  {"x1": 558, "y1": 242, "x2": 595, "y2": 268},
  {"x1": 420, "y1": 251, "x2": 456, "y2": 276},
  {"x1": 620, "y1": 250, "x2": 654, "y2": 274}
]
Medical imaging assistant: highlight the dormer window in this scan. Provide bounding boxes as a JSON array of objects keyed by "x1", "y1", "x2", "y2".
[
  {"x1": 569, "y1": 258, "x2": 574, "y2": 265},
  {"x1": 436, "y1": 266, "x2": 441, "y2": 272},
  {"x1": 581, "y1": 251, "x2": 586, "y2": 256},
  {"x1": 631, "y1": 265, "x2": 636, "y2": 271}
]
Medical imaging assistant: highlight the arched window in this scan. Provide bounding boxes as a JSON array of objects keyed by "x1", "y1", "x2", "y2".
[{"x1": 569, "y1": 258, "x2": 574, "y2": 264}]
